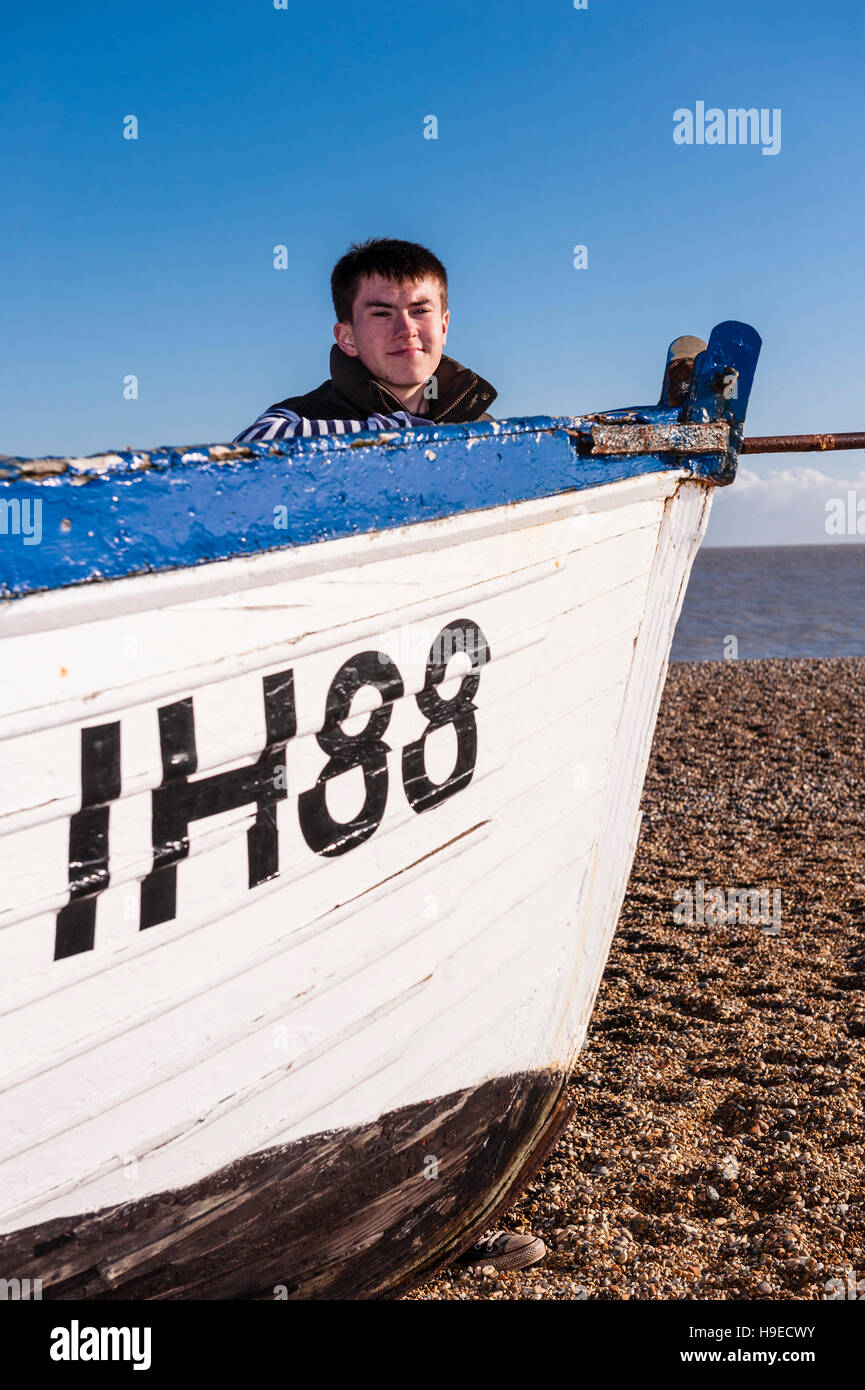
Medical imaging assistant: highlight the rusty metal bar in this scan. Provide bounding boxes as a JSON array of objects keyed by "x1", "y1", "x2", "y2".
[
  {"x1": 590, "y1": 421, "x2": 729, "y2": 455},
  {"x1": 742, "y1": 432, "x2": 865, "y2": 454}
]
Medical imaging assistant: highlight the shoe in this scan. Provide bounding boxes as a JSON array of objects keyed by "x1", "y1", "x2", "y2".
[{"x1": 456, "y1": 1230, "x2": 547, "y2": 1273}]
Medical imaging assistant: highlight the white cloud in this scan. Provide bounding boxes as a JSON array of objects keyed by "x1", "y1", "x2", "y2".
[{"x1": 705, "y1": 464, "x2": 865, "y2": 546}]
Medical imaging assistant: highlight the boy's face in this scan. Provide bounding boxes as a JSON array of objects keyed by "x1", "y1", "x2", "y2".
[{"x1": 334, "y1": 274, "x2": 449, "y2": 394}]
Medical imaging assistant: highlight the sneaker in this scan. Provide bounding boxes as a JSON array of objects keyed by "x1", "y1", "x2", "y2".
[{"x1": 456, "y1": 1230, "x2": 547, "y2": 1273}]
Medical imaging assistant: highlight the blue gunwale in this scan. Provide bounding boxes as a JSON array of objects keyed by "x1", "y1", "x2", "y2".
[{"x1": 0, "y1": 321, "x2": 761, "y2": 600}]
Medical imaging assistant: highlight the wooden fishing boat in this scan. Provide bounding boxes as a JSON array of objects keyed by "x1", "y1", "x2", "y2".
[{"x1": 0, "y1": 321, "x2": 760, "y2": 1299}]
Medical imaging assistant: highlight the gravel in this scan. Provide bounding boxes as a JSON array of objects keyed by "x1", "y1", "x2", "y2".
[{"x1": 404, "y1": 658, "x2": 865, "y2": 1300}]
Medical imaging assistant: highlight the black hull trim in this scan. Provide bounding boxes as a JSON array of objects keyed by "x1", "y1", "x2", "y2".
[{"x1": 0, "y1": 1069, "x2": 572, "y2": 1300}]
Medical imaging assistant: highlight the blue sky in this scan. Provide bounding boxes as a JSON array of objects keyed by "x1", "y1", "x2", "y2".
[{"x1": 1, "y1": 0, "x2": 862, "y2": 543}]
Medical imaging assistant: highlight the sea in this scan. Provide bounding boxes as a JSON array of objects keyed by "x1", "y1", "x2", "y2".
[{"x1": 671, "y1": 544, "x2": 865, "y2": 662}]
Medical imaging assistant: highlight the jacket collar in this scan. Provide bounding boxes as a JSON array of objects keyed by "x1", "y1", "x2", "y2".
[{"x1": 329, "y1": 345, "x2": 496, "y2": 423}]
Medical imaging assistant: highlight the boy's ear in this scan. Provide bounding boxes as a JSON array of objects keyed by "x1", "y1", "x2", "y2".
[
  {"x1": 334, "y1": 321, "x2": 359, "y2": 356},
  {"x1": 441, "y1": 308, "x2": 450, "y2": 343}
]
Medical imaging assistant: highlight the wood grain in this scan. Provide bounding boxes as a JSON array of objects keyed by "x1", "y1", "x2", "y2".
[{"x1": 1, "y1": 1069, "x2": 570, "y2": 1300}]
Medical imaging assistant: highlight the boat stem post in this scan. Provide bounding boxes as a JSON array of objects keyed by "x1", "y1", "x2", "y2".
[{"x1": 680, "y1": 321, "x2": 763, "y2": 481}]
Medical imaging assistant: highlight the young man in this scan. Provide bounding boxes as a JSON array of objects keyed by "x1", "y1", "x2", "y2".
[
  {"x1": 233, "y1": 237, "x2": 497, "y2": 442},
  {"x1": 234, "y1": 239, "x2": 546, "y2": 1278}
]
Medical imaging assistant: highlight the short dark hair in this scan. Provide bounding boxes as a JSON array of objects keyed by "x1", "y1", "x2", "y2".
[{"x1": 331, "y1": 237, "x2": 449, "y2": 323}]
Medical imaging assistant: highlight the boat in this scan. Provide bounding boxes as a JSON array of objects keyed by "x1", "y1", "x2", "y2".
[{"x1": 0, "y1": 320, "x2": 761, "y2": 1299}]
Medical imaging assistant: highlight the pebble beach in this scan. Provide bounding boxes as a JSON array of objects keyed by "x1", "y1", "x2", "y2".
[{"x1": 405, "y1": 657, "x2": 865, "y2": 1301}]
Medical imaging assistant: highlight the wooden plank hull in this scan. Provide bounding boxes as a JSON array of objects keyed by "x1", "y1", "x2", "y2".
[{"x1": 0, "y1": 472, "x2": 707, "y2": 1296}]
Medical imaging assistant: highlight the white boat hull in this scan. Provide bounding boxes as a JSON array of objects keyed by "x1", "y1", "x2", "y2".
[{"x1": 0, "y1": 468, "x2": 710, "y2": 1294}]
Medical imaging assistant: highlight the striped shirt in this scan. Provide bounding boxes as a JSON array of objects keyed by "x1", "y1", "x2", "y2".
[{"x1": 233, "y1": 407, "x2": 432, "y2": 444}]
